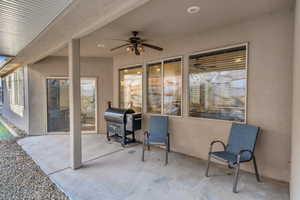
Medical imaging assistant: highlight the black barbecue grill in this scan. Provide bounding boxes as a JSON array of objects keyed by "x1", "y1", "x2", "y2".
[{"x1": 104, "y1": 102, "x2": 142, "y2": 146}]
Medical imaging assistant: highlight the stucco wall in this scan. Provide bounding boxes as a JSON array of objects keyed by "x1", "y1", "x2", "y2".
[
  {"x1": 2, "y1": 66, "x2": 30, "y2": 133},
  {"x1": 291, "y1": 0, "x2": 300, "y2": 199},
  {"x1": 27, "y1": 56, "x2": 113, "y2": 135},
  {"x1": 113, "y1": 10, "x2": 294, "y2": 182}
]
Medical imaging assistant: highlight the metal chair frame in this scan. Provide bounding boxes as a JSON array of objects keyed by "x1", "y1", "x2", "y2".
[
  {"x1": 205, "y1": 128, "x2": 260, "y2": 193},
  {"x1": 141, "y1": 130, "x2": 170, "y2": 165}
]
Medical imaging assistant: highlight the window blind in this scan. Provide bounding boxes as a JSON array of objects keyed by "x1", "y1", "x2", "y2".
[{"x1": 189, "y1": 46, "x2": 246, "y2": 73}]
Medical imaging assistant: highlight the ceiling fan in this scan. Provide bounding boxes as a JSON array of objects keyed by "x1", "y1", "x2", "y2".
[{"x1": 110, "y1": 31, "x2": 163, "y2": 55}]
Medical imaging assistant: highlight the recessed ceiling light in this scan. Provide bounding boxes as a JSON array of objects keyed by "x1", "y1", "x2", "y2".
[
  {"x1": 187, "y1": 6, "x2": 200, "y2": 14},
  {"x1": 97, "y1": 43, "x2": 105, "y2": 48}
]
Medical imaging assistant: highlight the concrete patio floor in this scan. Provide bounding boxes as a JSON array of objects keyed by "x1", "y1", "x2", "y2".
[{"x1": 18, "y1": 134, "x2": 289, "y2": 200}]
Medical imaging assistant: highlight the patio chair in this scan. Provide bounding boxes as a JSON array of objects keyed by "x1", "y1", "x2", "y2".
[
  {"x1": 141, "y1": 116, "x2": 170, "y2": 165},
  {"x1": 205, "y1": 123, "x2": 260, "y2": 193}
]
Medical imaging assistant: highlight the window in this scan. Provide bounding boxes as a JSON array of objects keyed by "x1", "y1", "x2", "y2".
[
  {"x1": 0, "y1": 78, "x2": 4, "y2": 105},
  {"x1": 119, "y1": 66, "x2": 143, "y2": 112},
  {"x1": 188, "y1": 45, "x2": 247, "y2": 122},
  {"x1": 147, "y1": 58, "x2": 182, "y2": 116},
  {"x1": 147, "y1": 62, "x2": 162, "y2": 114},
  {"x1": 5, "y1": 68, "x2": 24, "y2": 116},
  {"x1": 163, "y1": 59, "x2": 182, "y2": 115}
]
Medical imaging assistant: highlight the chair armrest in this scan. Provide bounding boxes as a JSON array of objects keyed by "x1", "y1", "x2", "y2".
[
  {"x1": 209, "y1": 140, "x2": 226, "y2": 153},
  {"x1": 236, "y1": 149, "x2": 253, "y2": 163}
]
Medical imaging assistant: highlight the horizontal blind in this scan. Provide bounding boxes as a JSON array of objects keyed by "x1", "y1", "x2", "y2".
[{"x1": 189, "y1": 46, "x2": 246, "y2": 73}]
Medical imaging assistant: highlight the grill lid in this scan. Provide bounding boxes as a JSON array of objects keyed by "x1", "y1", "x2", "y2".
[
  {"x1": 105, "y1": 107, "x2": 134, "y2": 115},
  {"x1": 104, "y1": 107, "x2": 135, "y2": 123}
]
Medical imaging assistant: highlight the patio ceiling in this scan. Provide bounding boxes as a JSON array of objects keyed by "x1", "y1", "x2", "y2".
[
  {"x1": 53, "y1": 0, "x2": 294, "y2": 58},
  {"x1": 0, "y1": 0, "x2": 294, "y2": 76},
  {"x1": 0, "y1": 0, "x2": 150, "y2": 76},
  {"x1": 0, "y1": 0, "x2": 73, "y2": 57}
]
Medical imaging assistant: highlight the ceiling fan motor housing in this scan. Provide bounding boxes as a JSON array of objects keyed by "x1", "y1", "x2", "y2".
[{"x1": 110, "y1": 31, "x2": 163, "y2": 55}]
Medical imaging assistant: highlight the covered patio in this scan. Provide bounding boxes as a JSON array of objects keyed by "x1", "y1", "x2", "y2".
[
  {"x1": 0, "y1": 0, "x2": 298, "y2": 199},
  {"x1": 18, "y1": 135, "x2": 288, "y2": 200}
]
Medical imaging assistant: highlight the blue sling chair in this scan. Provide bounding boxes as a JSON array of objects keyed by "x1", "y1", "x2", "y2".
[
  {"x1": 141, "y1": 116, "x2": 170, "y2": 165},
  {"x1": 205, "y1": 123, "x2": 260, "y2": 193}
]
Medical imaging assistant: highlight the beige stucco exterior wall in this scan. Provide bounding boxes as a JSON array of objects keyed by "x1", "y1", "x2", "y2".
[
  {"x1": 1, "y1": 66, "x2": 30, "y2": 133},
  {"x1": 27, "y1": 56, "x2": 113, "y2": 135},
  {"x1": 113, "y1": 10, "x2": 294, "y2": 182},
  {"x1": 291, "y1": 0, "x2": 300, "y2": 199}
]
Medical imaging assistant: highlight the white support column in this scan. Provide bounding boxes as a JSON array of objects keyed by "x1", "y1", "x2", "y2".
[
  {"x1": 291, "y1": 1, "x2": 300, "y2": 199},
  {"x1": 69, "y1": 39, "x2": 82, "y2": 169}
]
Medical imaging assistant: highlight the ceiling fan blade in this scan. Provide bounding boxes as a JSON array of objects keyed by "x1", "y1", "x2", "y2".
[
  {"x1": 110, "y1": 44, "x2": 130, "y2": 51},
  {"x1": 140, "y1": 39, "x2": 149, "y2": 42},
  {"x1": 111, "y1": 39, "x2": 131, "y2": 42},
  {"x1": 142, "y1": 43, "x2": 163, "y2": 51}
]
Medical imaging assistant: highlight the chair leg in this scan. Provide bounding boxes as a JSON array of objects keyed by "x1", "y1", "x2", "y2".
[
  {"x1": 253, "y1": 156, "x2": 260, "y2": 182},
  {"x1": 142, "y1": 141, "x2": 145, "y2": 162},
  {"x1": 165, "y1": 138, "x2": 169, "y2": 165},
  {"x1": 233, "y1": 163, "x2": 240, "y2": 193},
  {"x1": 167, "y1": 134, "x2": 170, "y2": 152},
  {"x1": 205, "y1": 153, "x2": 211, "y2": 177},
  {"x1": 165, "y1": 146, "x2": 168, "y2": 165},
  {"x1": 106, "y1": 131, "x2": 110, "y2": 141}
]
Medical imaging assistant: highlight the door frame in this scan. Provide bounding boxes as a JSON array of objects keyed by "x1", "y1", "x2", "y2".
[{"x1": 45, "y1": 76, "x2": 98, "y2": 135}]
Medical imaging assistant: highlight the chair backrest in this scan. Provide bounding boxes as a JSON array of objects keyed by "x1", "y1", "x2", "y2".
[
  {"x1": 226, "y1": 123, "x2": 259, "y2": 159},
  {"x1": 148, "y1": 115, "x2": 168, "y2": 143}
]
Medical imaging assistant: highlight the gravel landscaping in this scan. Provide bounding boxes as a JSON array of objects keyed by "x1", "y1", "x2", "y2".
[{"x1": 0, "y1": 138, "x2": 69, "y2": 200}]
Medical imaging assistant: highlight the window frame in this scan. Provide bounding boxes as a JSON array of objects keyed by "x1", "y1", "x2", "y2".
[
  {"x1": 6, "y1": 68, "x2": 25, "y2": 116},
  {"x1": 118, "y1": 65, "x2": 143, "y2": 113},
  {"x1": 187, "y1": 43, "x2": 249, "y2": 123},
  {"x1": 146, "y1": 56, "x2": 183, "y2": 117},
  {"x1": 0, "y1": 79, "x2": 4, "y2": 105}
]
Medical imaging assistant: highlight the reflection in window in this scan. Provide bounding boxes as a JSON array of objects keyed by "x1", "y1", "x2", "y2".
[
  {"x1": 163, "y1": 58, "x2": 182, "y2": 116},
  {"x1": 5, "y1": 68, "x2": 24, "y2": 116},
  {"x1": 47, "y1": 78, "x2": 97, "y2": 132},
  {"x1": 189, "y1": 46, "x2": 247, "y2": 122},
  {"x1": 81, "y1": 79, "x2": 96, "y2": 132},
  {"x1": 0, "y1": 79, "x2": 3, "y2": 105},
  {"x1": 147, "y1": 63, "x2": 161, "y2": 114},
  {"x1": 47, "y1": 79, "x2": 69, "y2": 132},
  {"x1": 119, "y1": 66, "x2": 143, "y2": 112},
  {"x1": 147, "y1": 58, "x2": 182, "y2": 116}
]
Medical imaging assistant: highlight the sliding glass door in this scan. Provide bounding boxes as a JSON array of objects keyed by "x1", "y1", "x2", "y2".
[
  {"x1": 47, "y1": 79, "x2": 69, "y2": 132},
  {"x1": 46, "y1": 78, "x2": 97, "y2": 133}
]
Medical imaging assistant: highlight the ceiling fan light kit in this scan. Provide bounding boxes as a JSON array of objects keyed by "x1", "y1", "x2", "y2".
[{"x1": 110, "y1": 31, "x2": 163, "y2": 55}]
